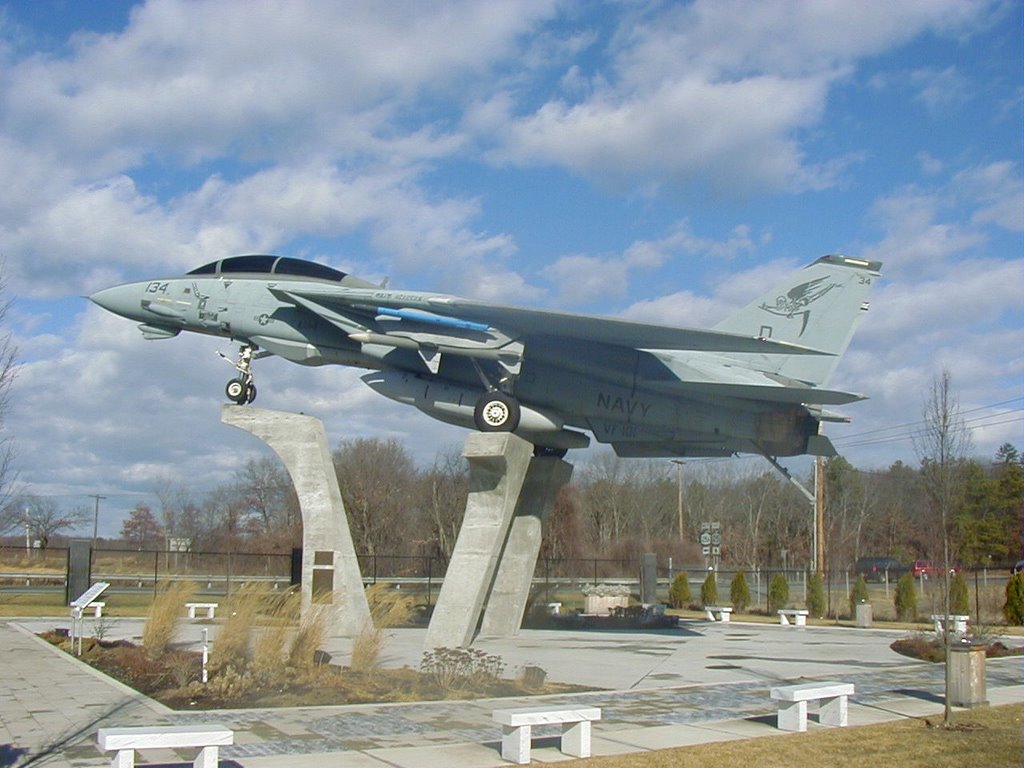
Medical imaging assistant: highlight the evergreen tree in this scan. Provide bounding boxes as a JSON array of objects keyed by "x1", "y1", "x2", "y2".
[
  {"x1": 806, "y1": 571, "x2": 825, "y2": 618},
  {"x1": 894, "y1": 572, "x2": 918, "y2": 621},
  {"x1": 1004, "y1": 572, "x2": 1024, "y2": 625},
  {"x1": 668, "y1": 572, "x2": 691, "y2": 609},
  {"x1": 849, "y1": 574, "x2": 870, "y2": 618},
  {"x1": 730, "y1": 571, "x2": 751, "y2": 612},
  {"x1": 700, "y1": 571, "x2": 718, "y2": 606},
  {"x1": 949, "y1": 571, "x2": 969, "y2": 615},
  {"x1": 768, "y1": 572, "x2": 789, "y2": 612}
]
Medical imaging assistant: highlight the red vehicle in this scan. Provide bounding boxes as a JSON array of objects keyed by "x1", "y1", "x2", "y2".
[{"x1": 912, "y1": 559, "x2": 961, "y2": 578}]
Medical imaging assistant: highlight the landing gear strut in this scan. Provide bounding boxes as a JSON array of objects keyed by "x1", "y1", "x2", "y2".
[
  {"x1": 219, "y1": 343, "x2": 258, "y2": 405},
  {"x1": 469, "y1": 359, "x2": 521, "y2": 433}
]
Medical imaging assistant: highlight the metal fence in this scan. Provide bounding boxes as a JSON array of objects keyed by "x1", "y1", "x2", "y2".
[{"x1": 1, "y1": 545, "x2": 1014, "y2": 621}]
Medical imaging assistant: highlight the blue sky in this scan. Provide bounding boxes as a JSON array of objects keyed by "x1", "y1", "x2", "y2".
[{"x1": 0, "y1": 0, "x2": 1020, "y2": 535}]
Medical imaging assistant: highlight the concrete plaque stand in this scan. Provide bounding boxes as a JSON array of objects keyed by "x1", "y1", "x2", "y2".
[{"x1": 221, "y1": 405, "x2": 370, "y2": 638}]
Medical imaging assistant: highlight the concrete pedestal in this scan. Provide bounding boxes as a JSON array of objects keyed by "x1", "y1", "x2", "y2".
[
  {"x1": 221, "y1": 406, "x2": 370, "y2": 638},
  {"x1": 855, "y1": 602, "x2": 872, "y2": 628},
  {"x1": 424, "y1": 433, "x2": 534, "y2": 650},
  {"x1": 479, "y1": 454, "x2": 573, "y2": 638}
]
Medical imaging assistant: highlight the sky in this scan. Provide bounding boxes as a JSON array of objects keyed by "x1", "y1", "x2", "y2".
[{"x1": 0, "y1": 0, "x2": 1021, "y2": 537}]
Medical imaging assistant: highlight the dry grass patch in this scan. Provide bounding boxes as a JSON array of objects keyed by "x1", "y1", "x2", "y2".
[
  {"x1": 142, "y1": 581, "x2": 196, "y2": 658},
  {"x1": 570, "y1": 704, "x2": 1021, "y2": 768}
]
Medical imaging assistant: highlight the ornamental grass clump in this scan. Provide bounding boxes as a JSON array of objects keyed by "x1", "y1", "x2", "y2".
[
  {"x1": 212, "y1": 584, "x2": 264, "y2": 671},
  {"x1": 142, "y1": 580, "x2": 196, "y2": 659},
  {"x1": 351, "y1": 583, "x2": 415, "y2": 672}
]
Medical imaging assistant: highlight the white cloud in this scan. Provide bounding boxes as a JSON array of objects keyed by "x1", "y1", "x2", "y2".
[{"x1": 471, "y1": 0, "x2": 994, "y2": 195}]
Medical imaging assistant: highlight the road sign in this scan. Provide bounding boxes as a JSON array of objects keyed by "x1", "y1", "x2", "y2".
[
  {"x1": 702, "y1": 546, "x2": 711, "y2": 555},
  {"x1": 700, "y1": 532, "x2": 712, "y2": 546},
  {"x1": 711, "y1": 532, "x2": 721, "y2": 546}
]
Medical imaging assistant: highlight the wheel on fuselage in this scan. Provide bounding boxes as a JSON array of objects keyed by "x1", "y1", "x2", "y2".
[{"x1": 473, "y1": 392, "x2": 521, "y2": 432}]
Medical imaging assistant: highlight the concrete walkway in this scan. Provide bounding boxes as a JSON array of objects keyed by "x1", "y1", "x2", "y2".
[{"x1": 1, "y1": 617, "x2": 1021, "y2": 767}]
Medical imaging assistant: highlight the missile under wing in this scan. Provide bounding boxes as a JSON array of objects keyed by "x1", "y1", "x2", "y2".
[{"x1": 90, "y1": 253, "x2": 881, "y2": 458}]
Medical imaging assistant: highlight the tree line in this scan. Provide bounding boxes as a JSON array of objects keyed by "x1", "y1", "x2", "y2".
[{"x1": 8, "y1": 437, "x2": 1016, "y2": 575}]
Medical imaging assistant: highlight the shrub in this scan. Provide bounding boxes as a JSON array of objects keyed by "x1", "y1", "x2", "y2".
[
  {"x1": 949, "y1": 572, "x2": 970, "y2": 615},
  {"x1": 849, "y1": 575, "x2": 870, "y2": 618},
  {"x1": 729, "y1": 571, "x2": 750, "y2": 612},
  {"x1": 142, "y1": 581, "x2": 196, "y2": 659},
  {"x1": 768, "y1": 573, "x2": 789, "y2": 612},
  {"x1": 700, "y1": 571, "x2": 718, "y2": 606},
  {"x1": 894, "y1": 572, "x2": 918, "y2": 621},
  {"x1": 212, "y1": 585, "x2": 263, "y2": 670},
  {"x1": 421, "y1": 647, "x2": 506, "y2": 693},
  {"x1": 668, "y1": 573, "x2": 691, "y2": 609},
  {"x1": 807, "y1": 571, "x2": 825, "y2": 618},
  {"x1": 1004, "y1": 572, "x2": 1024, "y2": 625}
]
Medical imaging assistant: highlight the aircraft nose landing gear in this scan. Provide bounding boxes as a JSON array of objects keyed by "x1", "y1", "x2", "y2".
[{"x1": 219, "y1": 343, "x2": 259, "y2": 404}]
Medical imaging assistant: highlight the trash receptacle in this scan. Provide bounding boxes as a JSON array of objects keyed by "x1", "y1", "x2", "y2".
[
  {"x1": 949, "y1": 643, "x2": 988, "y2": 708},
  {"x1": 855, "y1": 601, "x2": 872, "y2": 628}
]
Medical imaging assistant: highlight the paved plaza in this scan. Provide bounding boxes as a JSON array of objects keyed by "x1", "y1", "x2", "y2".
[{"x1": 1, "y1": 616, "x2": 1021, "y2": 767}]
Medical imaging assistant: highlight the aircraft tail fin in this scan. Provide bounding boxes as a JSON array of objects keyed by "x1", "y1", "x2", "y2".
[{"x1": 713, "y1": 255, "x2": 882, "y2": 386}]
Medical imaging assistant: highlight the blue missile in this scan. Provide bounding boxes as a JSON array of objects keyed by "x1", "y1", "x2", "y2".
[{"x1": 375, "y1": 306, "x2": 490, "y2": 333}]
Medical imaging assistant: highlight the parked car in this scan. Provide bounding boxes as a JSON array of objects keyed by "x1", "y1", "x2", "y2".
[
  {"x1": 1011, "y1": 559, "x2": 1024, "y2": 575},
  {"x1": 854, "y1": 557, "x2": 903, "y2": 582},
  {"x1": 911, "y1": 559, "x2": 962, "y2": 578}
]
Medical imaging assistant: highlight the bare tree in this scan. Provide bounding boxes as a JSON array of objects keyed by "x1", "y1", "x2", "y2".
[
  {"x1": 914, "y1": 369, "x2": 972, "y2": 726},
  {"x1": 333, "y1": 437, "x2": 417, "y2": 555},
  {"x1": 18, "y1": 495, "x2": 90, "y2": 548},
  {"x1": 0, "y1": 265, "x2": 19, "y2": 531},
  {"x1": 419, "y1": 446, "x2": 468, "y2": 560}
]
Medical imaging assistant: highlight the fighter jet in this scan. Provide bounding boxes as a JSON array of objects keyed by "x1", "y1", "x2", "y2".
[{"x1": 90, "y1": 253, "x2": 881, "y2": 458}]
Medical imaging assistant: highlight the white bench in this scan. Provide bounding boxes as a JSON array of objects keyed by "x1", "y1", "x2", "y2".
[
  {"x1": 930, "y1": 614, "x2": 968, "y2": 635},
  {"x1": 88, "y1": 601, "x2": 106, "y2": 618},
  {"x1": 185, "y1": 602, "x2": 218, "y2": 619},
  {"x1": 777, "y1": 608, "x2": 809, "y2": 626},
  {"x1": 493, "y1": 706, "x2": 601, "y2": 764},
  {"x1": 704, "y1": 605, "x2": 733, "y2": 622},
  {"x1": 769, "y1": 681, "x2": 855, "y2": 732},
  {"x1": 97, "y1": 724, "x2": 233, "y2": 767}
]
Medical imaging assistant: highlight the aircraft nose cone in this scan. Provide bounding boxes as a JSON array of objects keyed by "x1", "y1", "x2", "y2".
[{"x1": 89, "y1": 284, "x2": 142, "y2": 319}]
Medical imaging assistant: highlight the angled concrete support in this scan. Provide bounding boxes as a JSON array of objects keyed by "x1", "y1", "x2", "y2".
[
  {"x1": 221, "y1": 405, "x2": 370, "y2": 638},
  {"x1": 423, "y1": 432, "x2": 533, "y2": 650},
  {"x1": 479, "y1": 454, "x2": 573, "y2": 637}
]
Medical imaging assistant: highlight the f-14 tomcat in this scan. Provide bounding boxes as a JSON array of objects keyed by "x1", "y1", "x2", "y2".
[{"x1": 90, "y1": 253, "x2": 880, "y2": 458}]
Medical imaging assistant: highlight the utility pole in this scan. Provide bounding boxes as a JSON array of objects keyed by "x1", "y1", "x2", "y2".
[
  {"x1": 815, "y1": 457, "x2": 826, "y2": 575},
  {"x1": 88, "y1": 494, "x2": 107, "y2": 549},
  {"x1": 670, "y1": 460, "x2": 686, "y2": 543}
]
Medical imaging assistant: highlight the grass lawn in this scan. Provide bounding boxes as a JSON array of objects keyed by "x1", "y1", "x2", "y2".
[{"x1": 573, "y1": 704, "x2": 1022, "y2": 768}]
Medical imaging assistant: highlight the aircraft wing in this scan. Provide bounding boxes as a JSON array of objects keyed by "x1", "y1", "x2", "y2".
[{"x1": 272, "y1": 286, "x2": 831, "y2": 357}]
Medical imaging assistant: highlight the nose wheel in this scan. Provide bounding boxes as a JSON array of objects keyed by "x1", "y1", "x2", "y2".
[
  {"x1": 219, "y1": 343, "x2": 260, "y2": 404},
  {"x1": 225, "y1": 377, "x2": 257, "y2": 405}
]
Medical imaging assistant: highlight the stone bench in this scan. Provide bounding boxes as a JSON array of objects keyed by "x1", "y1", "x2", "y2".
[
  {"x1": 97, "y1": 724, "x2": 233, "y2": 767},
  {"x1": 87, "y1": 601, "x2": 106, "y2": 618},
  {"x1": 703, "y1": 605, "x2": 733, "y2": 622},
  {"x1": 777, "y1": 608, "x2": 809, "y2": 626},
  {"x1": 769, "y1": 681, "x2": 855, "y2": 732},
  {"x1": 930, "y1": 614, "x2": 969, "y2": 635},
  {"x1": 493, "y1": 705, "x2": 601, "y2": 764},
  {"x1": 185, "y1": 602, "x2": 218, "y2": 619}
]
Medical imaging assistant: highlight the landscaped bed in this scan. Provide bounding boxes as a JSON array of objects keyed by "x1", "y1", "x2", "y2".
[{"x1": 39, "y1": 630, "x2": 584, "y2": 709}]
